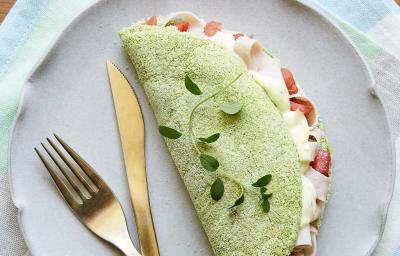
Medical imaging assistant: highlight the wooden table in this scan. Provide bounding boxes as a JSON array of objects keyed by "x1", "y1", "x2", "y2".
[
  {"x1": 0, "y1": 0, "x2": 15, "y2": 23},
  {"x1": 0, "y1": 0, "x2": 399, "y2": 24}
]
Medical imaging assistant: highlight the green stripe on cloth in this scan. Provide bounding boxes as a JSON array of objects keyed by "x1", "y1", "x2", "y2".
[
  {"x1": 0, "y1": 0, "x2": 95, "y2": 177},
  {"x1": 332, "y1": 15, "x2": 381, "y2": 62}
]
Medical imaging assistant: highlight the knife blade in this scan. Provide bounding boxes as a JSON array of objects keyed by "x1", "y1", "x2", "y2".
[{"x1": 107, "y1": 61, "x2": 160, "y2": 256}]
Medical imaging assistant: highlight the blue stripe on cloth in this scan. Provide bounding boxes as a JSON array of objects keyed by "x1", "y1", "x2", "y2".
[
  {"x1": 394, "y1": 246, "x2": 400, "y2": 256},
  {"x1": 0, "y1": 0, "x2": 48, "y2": 76},
  {"x1": 311, "y1": 0, "x2": 390, "y2": 32},
  {"x1": 383, "y1": 0, "x2": 400, "y2": 15}
]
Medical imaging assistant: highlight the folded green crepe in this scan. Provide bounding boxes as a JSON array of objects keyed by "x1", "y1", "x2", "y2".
[{"x1": 119, "y1": 25, "x2": 302, "y2": 255}]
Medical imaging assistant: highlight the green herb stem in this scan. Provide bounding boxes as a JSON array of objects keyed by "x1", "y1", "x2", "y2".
[
  {"x1": 218, "y1": 172, "x2": 244, "y2": 195},
  {"x1": 263, "y1": 48, "x2": 274, "y2": 58},
  {"x1": 188, "y1": 73, "x2": 244, "y2": 152},
  {"x1": 218, "y1": 172, "x2": 268, "y2": 198}
]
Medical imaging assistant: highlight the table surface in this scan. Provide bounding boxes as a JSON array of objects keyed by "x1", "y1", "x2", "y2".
[
  {"x1": 0, "y1": 0, "x2": 399, "y2": 24},
  {"x1": 0, "y1": 0, "x2": 399, "y2": 23},
  {"x1": 0, "y1": 0, "x2": 15, "y2": 23}
]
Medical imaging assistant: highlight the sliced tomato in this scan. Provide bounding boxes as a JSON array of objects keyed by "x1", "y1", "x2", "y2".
[
  {"x1": 204, "y1": 21, "x2": 222, "y2": 37},
  {"x1": 176, "y1": 21, "x2": 189, "y2": 32},
  {"x1": 145, "y1": 16, "x2": 157, "y2": 26},
  {"x1": 311, "y1": 149, "x2": 331, "y2": 177},
  {"x1": 290, "y1": 98, "x2": 313, "y2": 115},
  {"x1": 233, "y1": 33, "x2": 244, "y2": 40},
  {"x1": 281, "y1": 68, "x2": 298, "y2": 95}
]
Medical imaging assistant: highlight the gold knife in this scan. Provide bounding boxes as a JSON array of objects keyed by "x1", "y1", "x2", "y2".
[{"x1": 107, "y1": 61, "x2": 160, "y2": 256}]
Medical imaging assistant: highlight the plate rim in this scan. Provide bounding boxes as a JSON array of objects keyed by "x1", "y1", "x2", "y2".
[{"x1": 7, "y1": 0, "x2": 394, "y2": 255}]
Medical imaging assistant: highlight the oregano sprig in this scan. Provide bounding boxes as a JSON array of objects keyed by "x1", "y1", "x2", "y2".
[
  {"x1": 158, "y1": 125, "x2": 182, "y2": 139},
  {"x1": 185, "y1": 75, "x2": 202, "y2": 95},
  {"x1": 230, "y1": 193, "x2": 244, "y2": 209},
  {"x1": 199, "y1": 154, "x2": 219, "y2": 172},
  {"x1": 221, "y1": 101, "x2": 243, "y2": 115},
  {"x1": 252, "y1": 174, "x2": 273, "y2": 213},
  {"x1": 187, "y1": 73, "x2": 243, "y2": 154},
  {"x1": 159, "y1": 73, "x2": 275, "y2": 213},
  {"x1": 186, "y1": 74, "x2": 244, "y2": 201},
  {"x1": 252, "y1": 174, "x2": 272, "y2": 187},
  {"x1": 198, "y1": 133, "x2": 220, "y2": 143},
  {"x1": 210, "y1": 178, "x2": 224, "y2": 201}
]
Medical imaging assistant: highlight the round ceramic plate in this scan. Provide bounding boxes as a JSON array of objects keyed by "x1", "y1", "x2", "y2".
[{"x1": 9, "y1": 0, "x2": 394, "y2": 255}]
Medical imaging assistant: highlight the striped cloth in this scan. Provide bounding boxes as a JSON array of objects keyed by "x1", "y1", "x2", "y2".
[
  {"x1": 0, "y1": 0, "x2": 399, "y2": 255},
  {"x1": 304, "y1": 1, "x2": 400, "y2": 255}
]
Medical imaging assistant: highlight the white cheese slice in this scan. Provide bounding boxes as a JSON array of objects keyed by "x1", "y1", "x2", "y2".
[
  {"x1": 283, "y1": 110, "x2": 314, "y2": 162},
  {"x1": 301, "y1": 176, "x2": 317, "y2": 228},
  {"x1": 251, "y1": 72, "x2": 290, "y2": 112}
]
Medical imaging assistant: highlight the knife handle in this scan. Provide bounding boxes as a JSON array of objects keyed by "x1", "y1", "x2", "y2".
[{"x1": 127, "y1": 161, "x2": 160, "y2": 256}]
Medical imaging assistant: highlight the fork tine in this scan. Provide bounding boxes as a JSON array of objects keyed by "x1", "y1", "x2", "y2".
[
  {"x1": 54, "y1": 134, "x2": 103, "y2": 189},
  {"x1": 41, "y1": 143, "x2": 87, "y2": 200},
  {"x1": 34, "y1": 147, "x2": 81, "y2": 207},
  {"x1": 46, "y1": 137, "x2": 97, "y2": 195}
]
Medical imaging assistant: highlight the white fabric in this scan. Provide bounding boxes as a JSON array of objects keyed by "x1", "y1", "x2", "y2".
[
  {"x1": 372, "y1": 50, "x2": 400, "y2": 255},
  {"x1": 0, "y1": 175, "x2": 28, "y2": 255},
  {"x1": 366, "y1": 12, "x2": 400, "y2": 61}
]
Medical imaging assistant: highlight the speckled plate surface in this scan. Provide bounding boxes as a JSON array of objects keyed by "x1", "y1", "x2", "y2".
[{"x1": 9, "y1": 0, "x2": 393, "y2": 255}]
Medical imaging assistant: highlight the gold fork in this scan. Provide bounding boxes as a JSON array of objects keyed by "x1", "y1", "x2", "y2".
[{"x1": 34, "y1": 134, "x2": 141, "y2": 256}]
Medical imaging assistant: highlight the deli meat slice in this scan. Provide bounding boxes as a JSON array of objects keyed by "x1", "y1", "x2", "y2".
[
  {"x1": 304, "y1": 167, "x2": 330, "y2": 202},
  {"x1": 294, "y1": 225, "x2": 312, "y2": 249}
]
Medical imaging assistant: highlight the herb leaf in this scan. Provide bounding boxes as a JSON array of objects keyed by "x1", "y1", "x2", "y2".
[
  {"x1": 230, "y1": 193, "x2": 245, "y2": 209},
  {"x1": 185, "y1": 75, "x2": 202, "y2": 95},
  {"x1": 221, "y1": 101, "x2": 243, "y2": 115},
  {"x1": 262, "y1": 193, "x2": 273, "y2": 200},
  {"x1": 210, "y1": 178, "x2": 224, "y2": 201},
  {"x1": 198, "y1": 133, "x2": 220, "y2": 143},
  {"x1": 261, "y1": 199, "x2": 270, "y2": 213},
  {"x1": 158, "y1": 126, "x2": 182, "y2": 139},
  {"x1": 200, "y1": 154, "x2": 219, "y2": 172},
  {"x1": 260, "y1": 187, "x2": 267, "y2": 194},
  {"x1": 252, "y1": 174, "x2": 272, "y2": 187}
]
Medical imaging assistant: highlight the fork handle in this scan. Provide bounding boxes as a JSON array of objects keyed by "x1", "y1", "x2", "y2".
[
  {"x1": 120, "y1": 240, "x2": 142, "y2": 256},
  {"x1": 125, "y1": 249, "x2": 141, "y2": 256}
]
